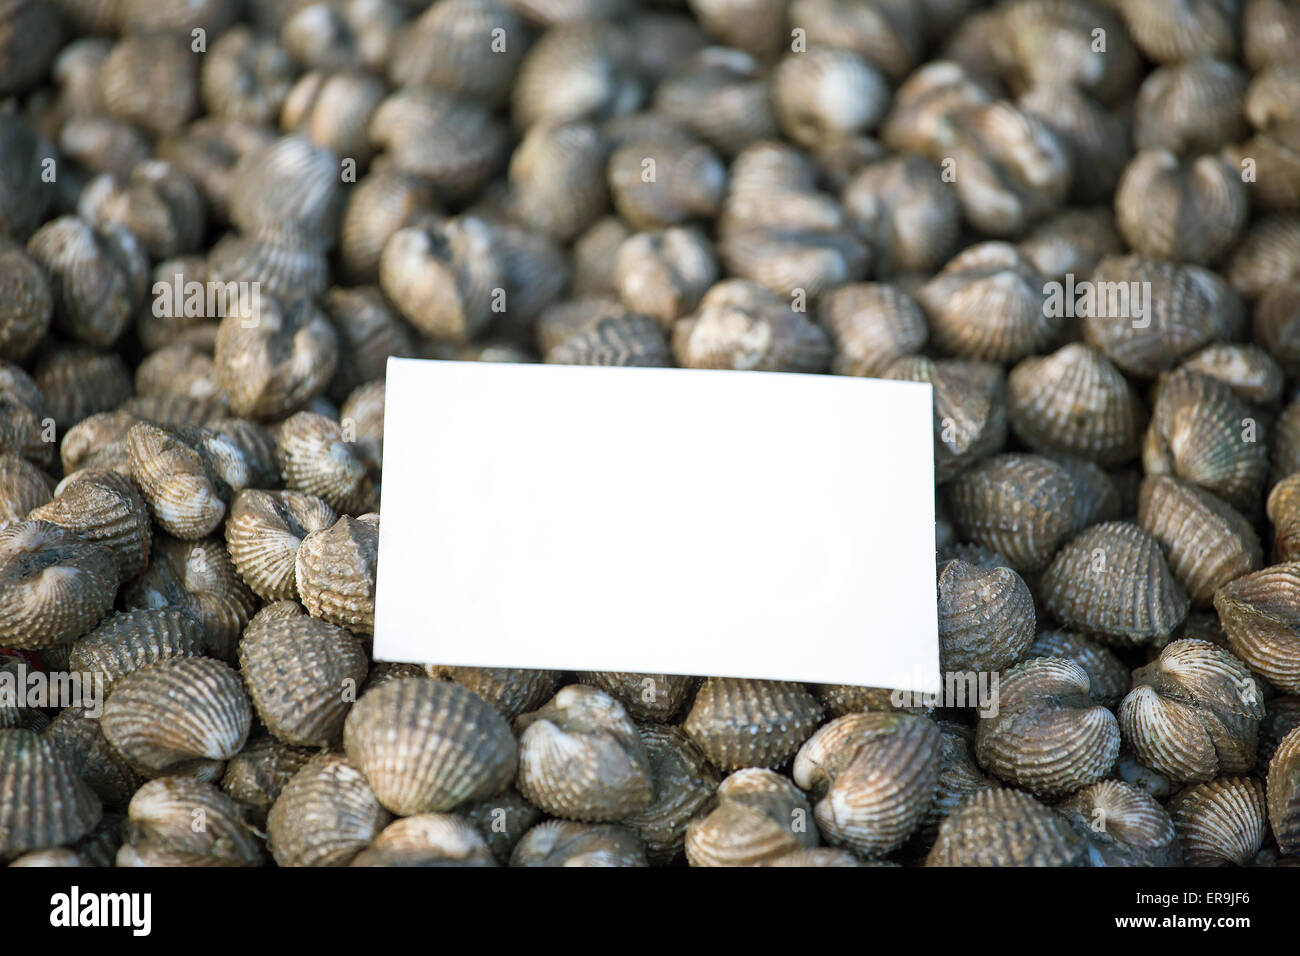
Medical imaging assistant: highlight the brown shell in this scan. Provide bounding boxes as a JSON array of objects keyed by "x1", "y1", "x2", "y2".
[
  {"x1": 388, "y1": 0, "x2": 525, "y2": 108},
  {"x1": 35, "y1": 348, "x2": 135, "y2": 433},
  {"x1": 1056, "y1": 779, "x2": 1183, "y2": 867},
  {"x1": 0, "y1": 729, "x2": 102, "y2": 857},
  {"x1": 26, "y1": 469, "x2": 148, "y2": 583},
  {"x1": 1114, "y1": 150, "x2": 1247, "y2": 266},
  {"x1": 343, "y1": 677, "x2": 518, "y2": 816},
  {"x1": 793, "y1": 712, "x2": 941, "y2": 857},
  {"x1": 975, "y1": 658, "x2": 1121, "y2": 796},
  {"x1": 621, "y1": 724, "x2": 719, "y2": 865},
  {"x1": 820, "y1": 283, "x2": 927, "y2": 378},
  {"x1": 282, "y1": 70, "x2": 385, "y2": 165},
  {"x1": 573, "y1": 218, "x2": 631, "y2": 296},
  {"x1": 937, "y1": 558, "x2": 1036, "y2": 672},
  {"x1": 1143, "y1": 369, "x2": 1270, "y2": 514},
  {"x1": 226, "y1": 489, "x2": 336, "y2": 601},
  {"x1": 571, "y1": 672, "x2": 697, "y2": 724},
  {"x1": 510, "y1": 820, "x2": 648, "y2": 867},
  {"x1": 0, "y1": 114, "x2": 54, "y2": 242},
  {"x1": 1168, "y1": 776, "x2": 1267, "y2": 867},
  {"x1": 201, "y1": 25, "x2": 294, "y2": 126},
  {"x1": 100, "y1": 34, "x2": 199, "y2": 135},
  {"x1": 0, "y1": 454, "x2": 51, "y2": 529},
  {"x1": 220, "y1": 735, "x2": 314, "y2": 828},
  {"x1": 1214, "y1": 562, "x2": 1300, "y2": 694},
  {"x1": 207, "y1": 224, "x2": 330, "y2": 304},
  {"x1": 101, "y1": 657, "x2": 252, "y2": 775},
  {"x1": 239, "y1": 614, "x2": 369, "y2": 747},
  {"x1": 514, "y1": 685, "x2": 653, "y2": 822},
  {"x1": 1040, "y1": 521, "x2": 1190, "y2": 646},
  {"x1": 295, "y1": 513, "x2": 378, "y2": 634},
  {"x1": 543, "y1": 308, "x2": 671, "y2": 368},
  {"x1": 672, "y1": 279, "x2": 831, "y2": 373},
  {"x1": 67, "y1": 608, "x2": 204, "y2": 698},
  {"x1": 351, "y1": 814, "x2": 497, "y2": 867},
  {"x1": 771, "y1": 49, "x2": 890, "y2": 149},
  {"x1": 509, "y1": 121, "x2": 611, "y2": 241},
  {"x1": 459, "y1": 787, "x2": 543, "y2": 864},
  {"x1": 267, "y1": 752, "x2": 391, "y2": 867},
  {"x1": 324, "y1": 287, "x2": 416, "y2": 403},
  {"x1": 842, "y1": 154, "x2": 961, "y2": 276},
  {"x1": 1017, "y1": 207, "x2": 1124, "y2": 282},
  {"x1": 0, "y1": 521, "x2": 118, "y2": 650},
  {"x1": 78, "y1": 161, "x2": 206, "y2": 261},
  {"x1": 614, "y1": 228, "x2": 717, "y2": 329},
  {"x1": 653, "y1": 48, "x2": 777, "y2": 156},
  {"x1": 1267, "y1": 725, "x2": 1300, "y2": 855},
  {"x1": 1138, "y1": 477, "x2": 1262, "y2": 607},
  {"x1": 512, "y1": 20, "x2": 642, "y2": 131},
  {"x1": 1025, "y1": 630, "x2": 1132, "y2": 708},
  {"x1": 1268, "y1": 475, "x2": 1300, "y2": 562},
  {"x1": 429, "y1": 667, "x2": 562, "y2": 722},
  {"x1": 1179, "y1": 343, "x2": 1285, "y2": 406},
  {"x1": 0, "y1": 239, "x2": 52, "y2": 362},
  {"x1": 999, "y1": 0, "x2": 1139, "y2": 105},
  {"x1": 277, "y1": 413, "x2": 373, "y2": 515},
  {"x1": 43, "y1": 706, "x2": 141, "y2": 808},
  {"x1": 915, "y1": 243, "x2": 1056, "y2": 363},
  {"x1": 227, "y1": 134, "x2": 342, "y2": 246},
  {"x1": 682, "y1": 677, "x2": 823, "y2": 771},
  {"x1": 1135, "y1": 58, "x2": 1247, "y2": 155},
  {"x1": 127, "y1": 422, "x2": 246, "y2": 540},
  {"x1": 926, "y1": 787, "x2": 1089, "y2": 866},
  {"x1": 788, "y1": 0, "x2": 923, "y2": 82},
  {"x1": 477, "y1": 216, "x2": 570, "y2": 337},
  {"x1": 339, "y1": 170, "x2": 438, "y2": 286},
  {"x1": 117, "y1": 778, "x2": 262, "y2": 867},
  {"x1": 886, "y1": 357, "x2": 1007, "y2": 484},
  {"x1": 1018, "y1": 83, "x2": 1131, "y2": 205},
  {"x1": 1119, "y1": 639, "x2": 1265, "y2": 784},
  {"x1": 1118, "y1": 0, "x2": 1240, "y2": 64},
  {"x1": 683, "y1": 768, "x2": 817, "y2": 867}
]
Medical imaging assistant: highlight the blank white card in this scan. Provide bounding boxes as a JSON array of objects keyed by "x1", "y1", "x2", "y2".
[{"x1": 374, "y1": 358, "x2": 940, "y2": 694}]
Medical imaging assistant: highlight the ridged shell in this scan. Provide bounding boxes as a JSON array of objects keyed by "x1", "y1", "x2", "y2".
[
  {"x1": 201, "y1": 25, "x2": 295, "y2": 126},
  {"x1": 67, "y1": 608, "x2": 204, "y2": 698},
  {"x1": 510, "y1": 821, "x2": 648, "y2": 867},
  {"x1": 926, "y1": 787, "x2": 1088, "y2": 866},
  {"x1": 572, "y1": 673, "x2": 697, "y2": 724},
  {"x1": 512, "y1": 21, "x2": 642, "y2": 131},
  {"x1": 608, "y1": 137, "x2": 726, "y2": 232},
  {"x1": 0, "y1": 729, "x2": 102, "y2": 857},
  {"x1": 0, "y1": 240, "x2": 52, "y2": 362},
  {"x1": 100, "y1": 658, "x2": 251, "y2": 775},
  {"x1": 1135, "y1": 58, "x2": 1248, "y2": 155},
  {"x1": 429, "y1": 667, "x2": 562, "y2": 722},
  {"x1": 506, "y1": 120, "x2": 610, "y2": 242},
  {"x1": 459, "y1": 787, "x2": 542, "y2": 864},
  {"x1": 28, "y1": 469, "x2": 150, "y2": 582},
  {"x1": 1115, "y1": 150, "x2": 1247, "y2": 265},
  {"x1": 1018, "y1": 83, "x2": 1130, "y2": 205},
  {"x1": 1138, "y1": 477, "x2": 1262, "y2": 606},
  {"x1": 226, "y1": 490, "x2": 336, "y2": 601},
  {"x1": 1214, "y1": 563, "x2": 1300, "y2": 693},
  {"x1": 207, "y1": 225, "x2": 330, "y2": 304},
  {"x1": 369, "y1": 88, "x2": 508, "y2": 200},
  {"x1": 653, "y1": 48, "x2": 777, "y2": 156},
  {"x1": 684, "y1": 768, "x2": 817, "y2": 867},
  {"x1": 1180, "y1": 343, "x2": 1285, "y2": 406},
  {"x1": 976, "y1": 658, "x2": 1121, "y2": 796},
  {"x1": 295, "y1": 514, "x2": 378, "y2": 633},
  {"x1": 0, "y1": 454, "x2": 50, "y2": 530},
  {"x1": 339, "y1": 170, "x2": 438, "y2": 286},
  {"x1": 820, "y1": 283, "x2": 927, "y2": 378},
  {"x1": 771, "y1": 48, "x2": 890, "y2": 149},
  {"x1": 1017, "y1": 207, "x2": 1124, "y2": 282},
  {"x1": 999, "y1": 0, "x2": 1139, "y2": 105},
  {"x1": 886, "y1": 357, "x2": 1007, "y2": 484},
  {"x1": 0, "y1": 115, "x2": 54, "y2": 242},
  {"x1": 100, "y1": 34, "x2": 199, "y2": 135},
  {"x1": 78, "y1": 161, "x2": 206, "y2": 261},
  {"x1": 788, "y1": 0, "x2": 923, "y2": 82},
  {"x1": 267, "y1": 752, "x2": 391, "y2": 867},
  {"x1": 682, "y1": 677, "x2": 823, "y2": 770},
  {"x1": 515, "y1": 685, "x2": 653, "y2": 821},
  {"x1": 1119, "y1": 639, "x2": 1264, "y2": 783},
  {"x1": 26, "y1": 217, "x2": 143, "y2": 350},
  {"x1": 282, "y1": 71, "x2": 385, "y2": 165},
  {"x1": 389, "y1": 0, "x2": 525, "y2": 107},
  {"x1": 35, "y1": 348, "x2": 135, "y2": 433},
  {"x1": 1118, "y1": 0, "x2": 1240, "y2": 64},
  {"x1": 672, "y1": 279, "x2": 831, "y2": 373},
  {"x1": 325, "y1": 287, "x2": 416, "y2": 403},
  {"x1": 220, "y1": 735, "x2": 314, "y2": 827},
  {"x1": 937, "y1": 559, "x2": 1036, "y2": 672},
  {"x1": 0, "y1": 521, "x2": 118, "y2": 650},
  {"x1": 1057, "y1": 779, "x2": 1183, "y2": 866},
  {"x1": 117, "y1": 778, "x2": 262, "y2": 867},
  {"x1": 1269, "y1": 475, "x2": 1300, "y2": 562},
  {"x1": 1169, "y1": 776, "x2": 1267, "y2": 867},
  {"x1": 127, "y1": 422, "x2": 247, "y2": 540},
  {"x1": 352, "y1": 814, "x2": 497, "y2": 867},
  {"x1": 621, "y1": 724, "x2": 719, "y2": 865},
  {"x1": 842, "y1": 154, "x2": 961, "y2": 276},
  {"x1": 228, "y1": 135, "x2": 341, "y2": 247},
  {"x1": 1026, "y1": 630, "x2": 1131, "y2": 708},
  {"x1": 613, "y1": 228, "x2": 717, "y2": 329},
  {"x1": 43, "y1": 706, "x2": 141, "y2": 808},
  {"x1": 793, "y1": 712, "x2": 941, "y2": 857},
  {"x1": 1040, "y1": 521, "x2": 1190, "y2": 645},
  {"x1": 1267, "y1": 725, "x2": 1300, "y2": 855},
  {"x1": 343, "y1": 677, "x2": 518, "y2": 816}
]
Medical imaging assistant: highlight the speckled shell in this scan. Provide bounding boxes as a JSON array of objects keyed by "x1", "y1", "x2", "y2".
[
  {"x1": 0, "y1": 521, "x2": 118, "y2": 650},
  {"x1": 794, "y1": 712, "x2": 940, "y2": 857},
  {"x1": 1143, "y1": 369, "x2": 1269, "y2": 513},
  {"x1": 26, "y1": 217, "x2": 143, "y2": 350},
  {"x1": 43, "y1": 706, "x2": 141, "y2": 808},
  {"x1": 653, "y1": 48, "x2": 777, "y2": 156},
  {"x1": 1026, "y1": 630, "x2": 1130, "y2": 708},
  {"x1": 1120, "y1": 639, "x2": 1264, "y2": 784},
  {"x1": 621, "y1": 724, "x2": 719, "y2": 865},
  {"x1": 925, "y1": 787, "x2": 1089, "y2": 867},
  {"x1": 1214, "y1": 563, "x2": 1300, "y2": 694},
  {"x1": 123, "y1": 533, "x2": 255, "y2": 661},
  {"x1": 351, "y1": 813, "x2": 497, "y2": 867},
  {"x1": 1057, "y1": 780, "x2": 1183, "y2": 866},
  {"x1": 572, "y1": 673, "x2": 697, "y2": 724},
  {"x1": 67, "y1": 608, "x2": 204, "y2": 698},
  {"x1": 1115, "y1": 150, "x2": 1247, "y2": 265},
  {"x1": 239, "y1": 614, "x2": 368, "y2": 748},
  {"x1": 819, "y1": 283, "x2": 927, "y2": 378},
  {"x1": 514, "y1": 685, "x2": 653, "y2": 821},
  {"x1": 682, "y1": 677, "x2": 823, "y2": 770},
  {"x1": 976, "y1": 658, "x2": 1120, "y2": 796},
  {"x1": 277, "y1": 413, "x2": 373, "y2": 515},
  {"x1": 672, "y1": 279, "x2": 831, "y2": 373},
  {"x1": 684, "y1": 768, "x2": 817, "y2": 867},
  {"x1": 1169, "y1": 776, "x2": 1267, "y2": 867},
  {"x1": 228, "y1": 135, "x2": 341, "y2": 246},
  {"x1": 1267, "y1": 725, "x2": 1300, "y2": 855},
  {"x1": 295, "y1": 514, "x2": 378, "y2": 633},
  {"x1": 916, "y1": 243, "x2": 1055, "y2": 363},
  {"x1": 215, "y1": 295, "x2": 339, "y2": 421},
  {"x1": 1008, "y1": 344, "x2": 1146, "y2": 465},
  {"x1": 1118, "y1": 0, "x2": 1240, "y2": 65},
  {"x1": 100, "y1": 34, "x2": 199, "y2": 135},
  {"x1": 117, "y1": 778, "x2": 262, "y2": 867},
  {"x1": 510, "y1": 820, "x2": 648, "y2": 867},
  {"x1": 512, "y1": 20, "x2": 642, "y2": 131},
  {"x1": 267, "y1": 752, "x2": 391, "y2": 867},
  {"x1": 343, "y1": 677, "x2": 518, "y2": 816},
  {"x1": 1138, "y1": 477, "x2": 1262, "y2": 606},
  {"x1": 226, "y1": 490, "x2": 336, "y2": 602},
  {"x1": 219, "y1": 736, "x2": 314, "y2": 827},
  {"x1": 842, "y1": 155, "x2": 961, "y2": 277},
  {"x1": 428, "y1": 667, "x2": 562, "y2": 722},
  {"x1": 1084, "y1": 255, "x2": 1246, "y2": 377},
  {"x1": 101, "y1": 657, "x2": 251, "y2": 775},
  {"x1": 0, "y1": 240, "x2": 51, "y2": 362},
  {"x1": 0, "y1": 729, "x2": 102, "y2": 857},
  {"x1": 936, "y1": 558, "x2": 1035, "y2": 672},
  {"x1": 1040, "y1": 521, "x2": 1190, "y2": 645}
]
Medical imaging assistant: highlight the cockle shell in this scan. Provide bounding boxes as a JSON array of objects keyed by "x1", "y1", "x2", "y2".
[
  {"x1": 67, "y1": 608, "x2": 204, "y2": 698},
  {"x1": 510, "y1": 821, "x2": 648, "y2": 867},
  {"x1": 1040, "y1": 521, "x2": 1190, "y2": 645},
  {"x1": 614, "y1": 228, "x2": 718, "y2": 328},
  {"x1": 1245, "y1": 0, "x2": 1300, "y2": 70},
  {"x1": 1269, "y1": 475, "x2": 1300, "y2": 562},
  {"x1": 1018, "y1": 83, "x2": 1130, "y2": 205},
  {"x1": 506, "y1": 120, "x2": 610, "y2": 242},
  {"x1": 1168, "y1": 776, "x2": 1267, "y2": 867},
  {"x1": 1057, "y1": 780, "x2": 1183, "y2": 867},
  {"x1": 976, "y1": 658, "x2": 1121, "y2": 796},
  {"x1": 295, "y1": 513, "x2": 378, "y2": 633},
  {"x1": 0, "y1": 521, "x2": 118, "y2": 650},
  {"x1": 621, "y1": 724, "x2": 719, "y2": 865},
  {"x1": 226, "y1": 135, "x2": 342, "y2": 249},
  {"x1": 0, "y1": 454, "x2": 51, "y2": 529},
  {"x1": 572, "y1": 673, "x2": 697, "y2": 724},
  {"x1": 608, "y1": 136, "x2": 726, "y2": 233},
  {"x1": 28, "y1": 469, "x2": 151, "y2": 581},
  {"x1": 886, "y1": 357, "x2": 1007, "y2": 484},
  {"x1": 0, "y1": 362, "x2": 53, "y2": 466},
  {"x1": 324, "y1": 287, "x2": 416, "y2": 403},
  {"x1": 35, "y1": 348, "x2": 135, "y2": 433},
  {"x1": 0, "y1": 240, "x2": 52, "y2": 362},
  {"x1": 842, "y1": 154, "x2": 961, "y2": 276},
  {"x1": 221, "y1": 735, "x2": 314, "y2": 827},
  {"x1": 1254, "y1": 282, "x2": 1300, "y2": 383},
  {"x1": 1138, "y1": 477, "x2": 1262, "y2": 606},
  {"x1": 1228, "y1": 216, "x2": 1300, "y2": 301},
  {"x1": 684, "y1": 768, "x2": 817, "y2": 867},
  {"x1": 1214, "y1": 563, "x2": 1300, "y2": 694},
  {"x1": 793, "y1": 712, "x2": 941, "y2": 857},
  {"x1": 239, "y1": 614, "x2": 368, "y2": 748},
  {"x1": 460, "y1": 787, "x2": 542, "y2": 864},
  {"x1": 267, "y1": 752, "x2": 391, "y2": 867},
  {"x1": 1118, "y1": 0, "x2": 1240, "y2": 64},
  {"x1": 371, "y1": 89, "x2": 509, "y2": 201},
  {"x1": 207, "y1": 224, "x2": 330, "y2": 304},
  {"x1": 1119, "y1": 639, "x2": 1265, "y2": 783},
  {"x1": 1115, "y1": 150, "x2": 1247, "y2": 265},
  {"x1": 672, "y1": 279, "x2": 831, "y2": 373},
  {"x1": 282, "y1": 70, "x2": 386, "y2": 166},
  {"x1": 0, "y1": 114, "x2": 54, "y2": 242},
  {"x1": 277, "y1": 413, "x2": 374, "y2": 515},
  {"x1": 999, "y1": 0, "x2": 1139, "y2": 105},
  {"x1": 653, "y1": 48, "x2": 777, "y2": 156},
  {"x1": 134, "y1": 344, "x2": 223, "y2": 406},
  {"x1": 937, "y1": 558, "x2": 1035, "y2": 672},
  {"x1": 1135, "y1": 58, "x2": 1248, "y2": 155},
  {"x1": 117, "y1": 778, "x2": 262, "y2": 867},
  {"x1": 682, "y1": 677, "x2": 823, "y2": 770},
  {"x1": 788, "y1": 0, "x2": 923, "y2": 82},
  {"x1": 100, "y1": 34, "x2": 199, "y2": 135},
  {"x1": 101, "y1": 657, "x2": 251, "y2": 775},
  {"x1": 201, "y1": 25, "x2": 295, "y2": 126},
  {"x1": 926, "y1": 787, "x2": 1089, "y2": 866},
  {"x1": 1017, "y1": 207, "x2": 1124, "y2": 282},
  {"x1": 917, "y1": 722, "x2": 997, "y2": 842},
  {"x1": 343, "y1": 677, "x2": 518, "y2": 816},
  {"x1": 512, "y1": 20, "x2": 642, "y2": 131},
  {"x1": 430, "y1": 667, "x2": 562, "y2": 722},
  {"x1": 389, "y1": 0, "x2": 525, "y2": 108},
  {"x1": 820, "y1": 283, "x2": 927, "y2": 378},
  {"x1": 515, "y1": 685, "x2": 653, "y2": 821},
  {"x1": 44, "y1": 706, "x2": 141, "y2": 808},
  {"x1": 126, "y1": 422, "x2": 248, "y2": 540},
  {"x1": 226, "y1": 490, "x2": 336, "y2": 601},
  {"x1": 352, "y1": 814, "x2": 497, "y2": 867},
  {"x1": 771, "y1": 49, "x2": 890, "y2": 149},
  {"x1": 78, "y1": 161, "x2": 206, "y2": 261},
  {"x1": 1026, "y1": 629, "x2": 1130, "y2": 708},
  {"x1": 1179, "y1": 343, "x2": 1285, "y2": 406},
  {"x1": 1267, "y1": 725, "x2": 1300, "y2": 855},
  {"x1": 0, "y1": 728, "x2": 102, "y2": 857}
]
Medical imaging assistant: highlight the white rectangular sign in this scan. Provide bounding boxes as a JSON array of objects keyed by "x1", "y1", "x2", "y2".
[{"x1": 374, "y1": 358, "x2": 940, "y2": 694}]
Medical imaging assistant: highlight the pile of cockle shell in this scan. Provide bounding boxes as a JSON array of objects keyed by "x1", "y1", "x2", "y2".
[{"x1": 2, "y1": 0, "x2": 1300, "y2": 868}]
